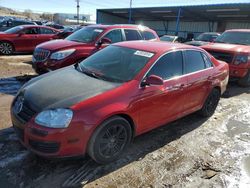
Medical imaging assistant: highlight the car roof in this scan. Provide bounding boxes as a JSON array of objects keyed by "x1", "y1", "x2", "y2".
[
  {"x1": 114, "y1": 41, "x2": 202, "y2": 54},
  {"x1": 225, "y1": 29, "x2": 250, "y2": 32},
  {"x1": 87, "y1": 24, "x2": 150, "y2": 30}
]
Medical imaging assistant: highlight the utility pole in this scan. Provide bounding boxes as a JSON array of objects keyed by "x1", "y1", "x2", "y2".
[
  {"x1": 128, "y1": 0, "x2": 133, "y2": 24},
  {"x1": 76, "y1": 0, "x2": 80, "y2": 24}
]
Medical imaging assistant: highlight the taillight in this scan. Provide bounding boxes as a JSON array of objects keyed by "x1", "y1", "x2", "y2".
[{"x1": 234, "y1": 55, "x2": 249, "y2": 65}]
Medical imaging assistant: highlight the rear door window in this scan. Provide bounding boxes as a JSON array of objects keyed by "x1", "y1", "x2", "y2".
[
  {"x1": 103, "y1": 29, "x2": 123, "y2": 43},
  {"x1": 184, "y1": 50, "x2": 206, "y2": 74},
  {"x1": 147, "y1": 51, "x2": 183, "y2": 80},
  {"x1": 40, "y1": 28, "x2": 56, "y2": 34},
  {"x1": 124, "y1": 29, "x2": 142, "y2": 41},
  {"x1": 23, "y1": 28, "x2": 39, "y2": 34}
]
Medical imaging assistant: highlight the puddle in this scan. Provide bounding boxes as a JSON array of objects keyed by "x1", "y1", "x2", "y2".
[
  {"x1": 0, "y1": 78, "x2": 23, "y2": 95},
  {"x1": 0, "y1": 76, "x2": 35, "y2": 95}
]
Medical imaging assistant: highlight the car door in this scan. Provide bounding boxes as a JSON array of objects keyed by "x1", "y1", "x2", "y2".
[
  {"x1": 183, "y1": 50, "x2": 214, "y2": 113},
  {"x1": 12, "y1": 27, "x2": 39, "y2": 52},
  {"x1": 35, "y1": 27, "x2": 57, "y2": 46},
  {"x1": 137, "y1": 51, "x2": 188, "y2": 133}
]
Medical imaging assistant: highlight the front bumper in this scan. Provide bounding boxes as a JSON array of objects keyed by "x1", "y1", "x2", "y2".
[
  {"x1": 11, "y1": 110, "x2": 91, "y2": 158},
  {"x1": 229, "y1": 64, "x2": 249, "y2": 78}
]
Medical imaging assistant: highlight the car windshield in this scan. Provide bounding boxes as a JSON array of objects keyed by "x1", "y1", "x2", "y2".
[
  {"x1": 160, "y1": 36, "x2": 175, "y2": 42},
  {"x1": 78, "y1": 45, "x2": 154, "y2": 83},
  {"x1": 215, "y1": 31, "x2": 250, "y2": 45},
  {"x1": 4, "y1": 26, "x2": 23, "y2": 34},
  {"x1": 66, "y1": 27, "x2": 104, "y2": 43}
]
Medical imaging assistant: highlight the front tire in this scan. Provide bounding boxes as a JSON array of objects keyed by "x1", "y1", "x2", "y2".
[
  {"x1": 199, "y1": 89, "x2": 221, "y2": 117},
  {"x1": 87, "y1": 116, "x2": 132, "y2": 164},
  {"x1": 238, "y1": 70, "x2": 250, "y2": 87},
  {"x1": 0, "y1": 42, "x2": 14, "y2": 55}
]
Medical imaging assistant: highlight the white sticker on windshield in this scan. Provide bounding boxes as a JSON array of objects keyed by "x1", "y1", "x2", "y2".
[
  {"x1": 94, "y1": 29, "x2": 103, "y2": 33},
  {"x1": 134, "y1": 50, "x2": 154, "y2": 58}
]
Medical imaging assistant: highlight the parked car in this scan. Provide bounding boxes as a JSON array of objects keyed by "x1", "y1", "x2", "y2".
[
  {"x1": 32, "y1": 24, "x2": 159, "y2": 74},
  {"x1": 0, "y1": 19, "x2": 35, "y2": 31},
  {"x1": 0, "y1": 25, "x2": 60, "y2": 55},
  {"x1": 45, "y1": 23, "x2": 64, "y2": 30},
  {"x1": 160, "y1": 35, "x2": 185, "y2": 43},
  {"x1": 56, "y1": 26, "x2": 83, "y2": 39},
  {"x1": 11, "y1": 41, "x2": 229, "y2": 164},
  {"x1": 185, "y1": 32, "x2": 220, "y2": 46},
  {"x1": 201, "y1": 29, "x2": 250, "y2": 87}
]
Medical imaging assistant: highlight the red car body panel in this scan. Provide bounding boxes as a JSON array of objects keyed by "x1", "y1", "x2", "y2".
[
  {"x1": 0, "y1": 25, "x2": 60, "y2": 53},
  {"x1": 32, "y1": 25, "x2": 159, "y2": 73},
  {"x1": 11, "y1": 41, "x2": 229, "y2": 157},
  {"x1": 201, "y1": 29, "x2": 250, "y2": 79}
]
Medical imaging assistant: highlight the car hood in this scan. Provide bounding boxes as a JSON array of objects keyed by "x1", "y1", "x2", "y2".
[
  {"x1": 20, "y1": 66, "x2": 121, "y2": 112},
  {"x1": 185, "y1": 41, "x2": 209, "y2": 46},
  {"x1": 201, "y1": 43, "x2": 250, "y2": 53},
  {"x1": 37, "y1": 39, "x2": 91, "y2": 51}
]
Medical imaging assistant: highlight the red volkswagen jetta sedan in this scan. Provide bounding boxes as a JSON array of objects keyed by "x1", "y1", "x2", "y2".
[
  {"x1": 0, "y1": 25, "x2": 60, "y2": 55},
  {"x1": 11, "y1": 41, "x2": 229, "y2": 164}
]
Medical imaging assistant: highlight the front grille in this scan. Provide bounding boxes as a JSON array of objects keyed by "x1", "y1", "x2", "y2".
[
  {"x1": 13, "y1": 97, "x2": 37, "y2": 123},
  {"x1": 33, "y1": 48, "x2": 50, "y2": 62},
  {"x1": 207, "y1": 50, "x2": 234, "y2": 64},
  {"x1": 13, "y1": 126, "x2": 24, "y2": 142},
  {"x1": 29, "y1": 140, "x2": 60, "y2": 153}
]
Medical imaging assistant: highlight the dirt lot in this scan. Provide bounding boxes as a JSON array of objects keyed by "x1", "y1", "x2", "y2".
[{"x1": 0, "y1": 55, "x2": 250, "y2": 188}]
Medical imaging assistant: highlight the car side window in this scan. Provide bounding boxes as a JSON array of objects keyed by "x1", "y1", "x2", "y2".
[
  {"x1": 184, "y1": 50, "x2": 206, "y2": 74},
  {"x1": 40, "y1": 28, "x2": 55, "y2": 34},
  {"x1": 147, "y1": 51, "x2": 183, "y2": 80},
  {"x1": 103, "y1": 29, "x2": 123, "y2": 43},
  {"x1": 124, "y1": 29, "x2": 142, "y2": 41},
  {"x1": 202, "y1": 53, "x2": 213, "y2": 68},
  {"x1": 141, "y1": 31, "x2": 156, "y2": 40},
  {"x1": 23, "y1": 28, "x2": 39, "y2": 34}
]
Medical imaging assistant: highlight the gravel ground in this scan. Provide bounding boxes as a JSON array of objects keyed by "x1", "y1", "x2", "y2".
[{"x1": 0, "y1": 55, "x2": 249, "y2": 188}]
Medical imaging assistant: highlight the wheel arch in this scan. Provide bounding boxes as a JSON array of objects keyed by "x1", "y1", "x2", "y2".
[{"x1": 0, "y1": 40, "x2": 15, "y2": 52}]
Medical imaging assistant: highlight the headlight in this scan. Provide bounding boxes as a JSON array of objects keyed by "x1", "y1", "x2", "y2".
[
  {"x1": 234, "y1": 55, "x2": 249, "y2": 65},
  {"x1": 35, "y1": 108, "x2": 73, "y2": 128},
  {"x1": 50, "y1": 49, "x2": 75, "y2": 60}
]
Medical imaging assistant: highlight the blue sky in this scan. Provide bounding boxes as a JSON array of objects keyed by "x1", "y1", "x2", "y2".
[{"x1": 1, "y1": 0, "x2": 250, "y2": 20}]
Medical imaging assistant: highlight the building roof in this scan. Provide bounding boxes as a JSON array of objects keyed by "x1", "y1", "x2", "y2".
[
  {"x1": 130, "y1": 0, "x2": 250, "y2": 8},
  {"x1": 97, "y1": 1, "x2": 250, "y2": 22}
]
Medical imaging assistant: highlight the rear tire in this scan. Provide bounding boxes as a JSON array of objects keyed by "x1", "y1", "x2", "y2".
[
  {"x1": 199, "y1": 89, "x2": 221, "y2": 117},
  {"x1": 238, "y1": 70, "x2": 250, "y2": 87},
  {"x1": 0, "y1": 42, "x2": 14, "y2": 55},
  {"x1": 87, "y1": 116, "x2": 132, "y2": 164}
]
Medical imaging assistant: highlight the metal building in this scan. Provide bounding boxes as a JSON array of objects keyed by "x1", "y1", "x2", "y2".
[
  {"x1": 54, "y1": 13, "x2": 91, "y2": 25},
  {"x1": 96, "y1": 0, "x2": 250, "y2": 38}
]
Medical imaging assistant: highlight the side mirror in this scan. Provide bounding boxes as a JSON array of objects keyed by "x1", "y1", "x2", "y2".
[
  {"x1": 141, "y1": 75, "x2": 164, "y2": 87},
  {"x1": 97, "y1": 37, "x2": 111, "y2": 46}
]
